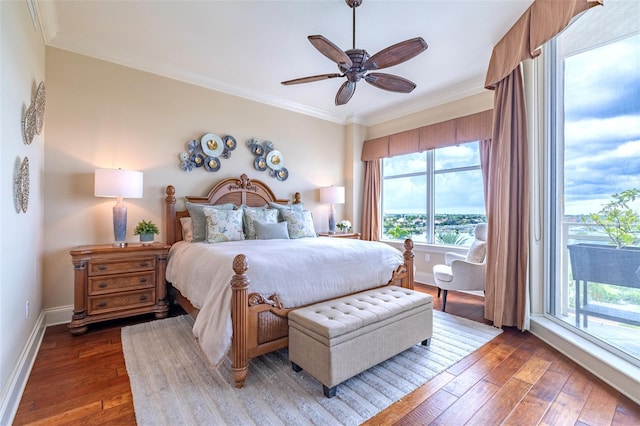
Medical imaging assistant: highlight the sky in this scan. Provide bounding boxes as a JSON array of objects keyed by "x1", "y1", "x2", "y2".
[{"x1": 562, "y1": 29, "x2": 640, "y2": 215}]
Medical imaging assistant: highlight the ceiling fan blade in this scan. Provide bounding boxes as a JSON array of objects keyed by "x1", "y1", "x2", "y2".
[
  {"x1": 363, "y1": 37, "x2": 428, "y2": 70},
  {"x1": 308, "y1": 35, "x2": 353, "y2": 68},
  {"x1": 335, "y1": 81, "x2": 356, "y2": 105},
  {"x1": 281, "y1": 73, "x2": 343, "y2": 85},
  {"x1": 364, "y1": 73, "x2": 416, "y2": 93}
]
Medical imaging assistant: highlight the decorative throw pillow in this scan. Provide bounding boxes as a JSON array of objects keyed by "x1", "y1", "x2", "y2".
[
  {"x1": 180, "y1": 217, "x2": 193, "y2": 242},
  {"x1": 186, "y1": 202, "x2": 234, "y2": 242},
  {"x1": 243, "y1": 207, "x2": 278, "y2": 239},
  {"x1": 268, "y1": 201, "x2": 304, "y2": 221},
  {"x1": 255, "y1": 221, "x2": 290, "y2": 240},
  {"x1": 281, "y1": 209, "x2": 316, "y2": 239},
  {"x1": 466, "y1": 240, "x2": 486, "y2": 263},
  {"x1": 203, "y1": 208, "x2": 244, "y2": 243}
]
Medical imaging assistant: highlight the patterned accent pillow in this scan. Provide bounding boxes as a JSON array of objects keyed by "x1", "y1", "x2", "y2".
[
  {"x1": 203, "y1": 208, "x2": 244, "y2": 243},
  {"x1": 180, "y1": 217, "x2": 193, "y2": 242},
  {"x1": 281, "y1": 209, "x2": 316, "y2": 239},
  {"x1": 268, "y1": 201, "x2": 304, "y2": 221},
  {"x1": 243, "y1": 207, "x2": 278, "y2": 239},
  {"x1": 186, "y1": 202, "x2": 234, "y2": 242},
  {"x1": 255, "y1": 221, "x2": 290, "y2": 240}
]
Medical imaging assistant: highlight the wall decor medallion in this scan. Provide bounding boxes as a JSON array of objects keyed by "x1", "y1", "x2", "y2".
[
  {"x1": 246, "y1": 138, "x2": 289, "y2": 181},
  {"x1": 13, "y1": 157, "x2": 30, "y2": 213},
  {"x1": 21, "y1": 81, "x2": 46, "y2": 145},
  {"x1": 34, "y1": 81, "x2": 46, "y2": 134},
  {"x1": 178, "y1": 133, "x2": 236, "y2": 172},
  {"x1": 22, "y1": 104, "x2": 36, "y2": 145}
]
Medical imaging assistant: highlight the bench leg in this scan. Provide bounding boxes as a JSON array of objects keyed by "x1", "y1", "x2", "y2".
[
  {"x1": 291, "y1": 361, "x2": 302, "y2": 372},
  {"x1": 323, "y1": 385, "x2": 337, "y2": 398},
  {"x1": 421, "y1": 337, "x2": 431, "y2": 346}
]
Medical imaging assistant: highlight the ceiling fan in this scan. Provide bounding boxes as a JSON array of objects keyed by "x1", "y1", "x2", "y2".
[{"x1": 281, "y1": 0, "x2": 428, "y2": 106}]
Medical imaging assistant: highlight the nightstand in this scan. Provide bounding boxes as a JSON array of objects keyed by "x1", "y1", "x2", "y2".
[
  {"x1": 318, "y1": 232, "x2": 361, "y2": 239},
  {"x1": 68, "y1": 242, "x2": 170, "y2": 335}
]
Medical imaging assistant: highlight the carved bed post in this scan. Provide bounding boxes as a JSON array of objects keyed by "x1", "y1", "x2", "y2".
[
  {"x1": 403, "y1": 239, "x2": 415, "y2": 290},
  {"x1": 165, "y1": 185, "x2": 177, "y2": 245},
  {"x1": 231, "y1": 254, "x2": 249, "y2": 388}
]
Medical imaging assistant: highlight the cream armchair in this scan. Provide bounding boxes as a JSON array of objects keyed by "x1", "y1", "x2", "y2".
[{"x1": 432, "y1": 223, "x2": 487, "y2": 311}]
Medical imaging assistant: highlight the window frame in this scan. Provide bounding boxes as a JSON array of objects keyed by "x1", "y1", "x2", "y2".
[{"x1": 381, "y1": 142, "x2": 485, "y2": 245}]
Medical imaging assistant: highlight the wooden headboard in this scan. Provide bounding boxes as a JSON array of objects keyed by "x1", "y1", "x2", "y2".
[{"x1": 164, "y1": 173, "x2": 301, "y2": 245}]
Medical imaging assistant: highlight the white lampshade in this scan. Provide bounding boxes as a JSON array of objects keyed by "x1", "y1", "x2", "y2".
[
  {"x1": 94, "y1": 168, "x2": 143, "y2": 198},
  {"x1": 320, "y1": 186, "x2": 345, "y2": 204},
  {"x1": 94, "y1": 168, "x2": 143, "y2": 246}
]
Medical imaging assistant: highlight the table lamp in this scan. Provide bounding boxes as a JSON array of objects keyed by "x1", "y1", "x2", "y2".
[
  {"x1": 94, "y1": 168, "x2": 143, "y2": 247},
  {"x1": 320, "y1": 186, "x2": 345, "y2": 234}
]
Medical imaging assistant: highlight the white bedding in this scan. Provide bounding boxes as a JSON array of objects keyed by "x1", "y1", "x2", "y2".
[{"x1": 166, "y1": 237, "x2": 404, "y2": 365}]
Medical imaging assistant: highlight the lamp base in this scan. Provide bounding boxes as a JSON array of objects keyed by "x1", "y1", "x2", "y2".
[
  {"x1": 328, "y1": 204, "x2": 336, "y2": 233},
  {"x1": 113, "y1": 242, "x2": 128, "y2": 248},
  {"x1": 113, "y1": 203, "x2": 127, "y2": 247}
]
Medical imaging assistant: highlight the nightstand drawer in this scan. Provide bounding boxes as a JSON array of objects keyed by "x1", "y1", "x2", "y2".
[
  {"x1": 88, "y1": 289, "x2": 156, "y2": 315},
  {"x1": 88, "y1": 271, "x2": 155, "y2": 295},
  {"x1": 88, "y1": 256, "x2": 156, "y2": 276}
]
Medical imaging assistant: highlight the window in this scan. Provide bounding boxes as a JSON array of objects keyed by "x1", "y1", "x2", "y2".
[
  {"x1": 381, "y1": 142, "x2": 486, "y2": 245},
  {"x1": 547, "y1": 0, "x2": 640, "y2": 363}
]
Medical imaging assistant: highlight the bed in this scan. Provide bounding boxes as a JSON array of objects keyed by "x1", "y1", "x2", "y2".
[{"x1": 164, "y1": 173, "x2": 415, "y2": 388}]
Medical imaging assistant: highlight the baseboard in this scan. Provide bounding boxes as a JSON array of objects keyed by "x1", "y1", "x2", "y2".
[
  {"x1": 529, "y1": 315, "x2": 640, "y2": 404},
  {"x1": 45, "y1": 305, "x2": 73, "y2": 326},
  {"x1": 0, "y1": 305, "x2": 73, "y2": 425},
  {"x1": 0, "y1": 311, "x2": 46, "y2": 425}
]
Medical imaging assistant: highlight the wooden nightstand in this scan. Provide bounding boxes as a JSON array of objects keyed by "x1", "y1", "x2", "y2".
[
  {"x1": 318, "y1": 232, "x2": 361, "y2": 239},
  {"x1": 68, "y1": 242, "x2": 170, "y2": 335}
]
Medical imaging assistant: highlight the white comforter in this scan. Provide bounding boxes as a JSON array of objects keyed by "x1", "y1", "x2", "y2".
[{"x1": 166, "y1": 237, "x2": 404, "y2": 365}]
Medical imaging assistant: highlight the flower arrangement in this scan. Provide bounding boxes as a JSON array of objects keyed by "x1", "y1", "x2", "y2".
[{"x1": 336, "y1": 220, "x2": 352, "y2": 232}]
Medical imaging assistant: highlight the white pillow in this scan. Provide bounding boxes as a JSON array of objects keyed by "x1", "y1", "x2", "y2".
[
  {"x1": 466, "y1": 240, "x2": 486, "y2": 263},
  {"x1": 255, "y1": 221, "x2": 290, "y2": 240},
  {"x1": 268, "y1": 201, "x2": 304, "y2": 221},
  {"x1": 180, "y1": 217, "x2": 193, "y2": 242},
  {"x1": 203, "y1": 208, "x2": 244, "y2": 243}
]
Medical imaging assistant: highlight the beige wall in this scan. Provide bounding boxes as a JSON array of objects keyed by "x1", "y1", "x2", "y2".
[
  {"x1": 43, "y1": 48, "x2": 346, "y2": 310},
  {"x1": 0, "y1": 0, "x2": 46, "y2": 419}
]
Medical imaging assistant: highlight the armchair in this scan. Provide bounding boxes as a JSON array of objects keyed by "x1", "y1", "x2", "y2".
[{"x1": 432, "y1": 223, "x2": 487, "y2": 311}]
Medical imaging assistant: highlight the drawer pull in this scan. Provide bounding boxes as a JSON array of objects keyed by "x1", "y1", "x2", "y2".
[
  {"x1": 139, "y1": 295, "x2": 148, "y2": 302},
  {"x1": 97, "y1": 265, "x2": 107, "y2": 271},
  {"x1": 98, "y1": 282, "x2": 108, "y2": 288},
  {"x1": 140, "y1": 262, "x2": 149, "y2": 267},
  {"x1": 139, "y1": 278, "x2": 148, "y2": 283},
  {"x1": 98, "y1": 302, "x2": 107, "y2": 308}
]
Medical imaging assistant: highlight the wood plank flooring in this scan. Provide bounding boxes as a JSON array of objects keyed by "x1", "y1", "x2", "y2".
[{"x1": 13, "y1": 284, "x2": 640, "y2": 425}]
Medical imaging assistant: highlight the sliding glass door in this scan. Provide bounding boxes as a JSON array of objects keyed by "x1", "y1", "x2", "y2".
[{"x1": 547, "y1": 0, "x2": 640, "y2": 363}]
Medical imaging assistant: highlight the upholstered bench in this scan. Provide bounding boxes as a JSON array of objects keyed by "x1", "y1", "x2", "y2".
[{"x1": 288, "y1": 285, "x2": 433, "y2": 398}]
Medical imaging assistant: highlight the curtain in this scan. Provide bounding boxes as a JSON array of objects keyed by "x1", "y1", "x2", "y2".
[
  {"x1": 361, "y1": 160, "x2": 381, "y2": 241},
  {"x1": 481, "y1": 67, "x2": 529, "y2": 328},
  {"x1": 482, "y1": 0, "x2": 601, "y2": 330}
]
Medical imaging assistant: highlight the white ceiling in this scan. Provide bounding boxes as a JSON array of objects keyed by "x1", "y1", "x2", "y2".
[{"x1": 36, "y1": 0, "x2": 533, "y2": 126}]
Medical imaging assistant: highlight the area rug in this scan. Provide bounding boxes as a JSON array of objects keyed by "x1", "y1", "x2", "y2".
[{"x1": 122, "y1": 311, "x2": 502, "y2": 425}]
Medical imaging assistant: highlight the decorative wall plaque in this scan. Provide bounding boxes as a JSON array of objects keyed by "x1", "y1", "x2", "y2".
[
  {"x1": 179, "y1": 133, "x2": 236, "y2": 172},
  {"x1": 246, "y1": 138, "x2": 289, "y2": 181}
]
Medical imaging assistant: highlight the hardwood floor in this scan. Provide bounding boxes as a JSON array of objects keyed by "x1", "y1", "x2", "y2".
[{"x1": 13, "y1": 284, "x2": 640, "y2": 425}]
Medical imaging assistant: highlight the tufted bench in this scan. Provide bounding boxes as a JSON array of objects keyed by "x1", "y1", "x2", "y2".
[{"x1": 288, "y1": 285, "x2": 433, "y2": 398}]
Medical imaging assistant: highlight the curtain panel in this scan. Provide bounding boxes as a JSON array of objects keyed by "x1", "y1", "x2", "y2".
[
  {"x1": 361, "y1": 109, "x2": 493, "y2": 161},
  {"x1": 483, "y1": 0, "x2": 602, "y2": 329},
  {"x1": 360, "y1": 160, "x2": 381, "y2": 241}
]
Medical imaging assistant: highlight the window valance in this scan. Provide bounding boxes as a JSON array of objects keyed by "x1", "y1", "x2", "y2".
[
  {"x1": 361, "y1": 109, "x2": 493, "y2": 161},
  {"x1": 485, "y1": 0, "x2": 602, "y2": 89}
]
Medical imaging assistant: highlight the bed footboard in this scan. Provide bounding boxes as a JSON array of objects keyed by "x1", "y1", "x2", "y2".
[{"x1": 230, "y1": 238, "x2": 415, "y2": 388}]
